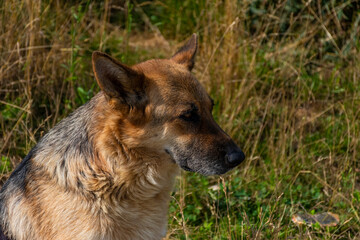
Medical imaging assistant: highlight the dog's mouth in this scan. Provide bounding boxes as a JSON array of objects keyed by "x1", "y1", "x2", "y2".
[
  {"x1": 164, "y1": 148, "x2": 195, "y2": 172},
  {"x1": 180, "y1": 165, "x2": 194, "y2": 172}
]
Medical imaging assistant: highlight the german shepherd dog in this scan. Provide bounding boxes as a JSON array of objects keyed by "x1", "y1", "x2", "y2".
[{"x1": 0, "y1": 34, "x2": 245, "y2": 240}]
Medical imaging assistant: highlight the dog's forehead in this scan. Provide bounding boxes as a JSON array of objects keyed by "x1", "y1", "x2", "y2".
[
  {"x1": 134, "y1": 59, "x2": 189, "y2": 81},
  {"x1": 134, "y1": 59, "x2": 209, "y2": 102}
]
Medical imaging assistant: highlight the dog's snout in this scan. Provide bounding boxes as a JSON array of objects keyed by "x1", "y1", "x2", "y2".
[{"x1": 225, "y1": 150, "x2": 245, "y2": 167}]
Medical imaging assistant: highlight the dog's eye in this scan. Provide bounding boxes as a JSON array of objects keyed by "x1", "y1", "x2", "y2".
[{"x1": 179, "y1": 109, "x2": 199, "y2": 122}]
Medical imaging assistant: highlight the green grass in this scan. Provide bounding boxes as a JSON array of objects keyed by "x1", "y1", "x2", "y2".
[{"x1": 1, "y1": 0, "x2": 359, "y2": 239}]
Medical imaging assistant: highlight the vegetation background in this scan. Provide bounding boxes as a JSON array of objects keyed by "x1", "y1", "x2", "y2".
[{"x1": 0, "y1": 0, "x2": 359, "y2": 239}]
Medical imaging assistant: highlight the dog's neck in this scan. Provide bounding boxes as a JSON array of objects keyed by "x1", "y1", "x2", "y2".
[
  {"x1": 28, "y1": 93, "x2": 178, "y2": 239},
  {"x1": 35, "y1": 93, "x2": 179, "y2": 206},
  {"x1": 90, "y1": 93, "x2": 179, "y2": 201}
]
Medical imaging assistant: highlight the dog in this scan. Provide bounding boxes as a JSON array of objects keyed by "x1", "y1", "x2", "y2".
[{"x1": 0, "y1": 34, "x2": 245, "y2": 240}]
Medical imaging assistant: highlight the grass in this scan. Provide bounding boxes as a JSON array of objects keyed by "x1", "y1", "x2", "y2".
[{"x1": 1, "y1": 0, "x2": 359, "y2": 239}]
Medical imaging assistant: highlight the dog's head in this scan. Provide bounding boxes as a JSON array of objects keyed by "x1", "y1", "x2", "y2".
[{"x1": 92, "y1": 34, "x2": 245, "y2": 176}]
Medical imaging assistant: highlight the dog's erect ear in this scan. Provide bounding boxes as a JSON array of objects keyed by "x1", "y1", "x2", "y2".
[
  {"x1": 171, "y1": 33, "x2": 198, "y2": 71},
  {"x1": 92, "y1": 51, "x2": 146, "y2": 107}
]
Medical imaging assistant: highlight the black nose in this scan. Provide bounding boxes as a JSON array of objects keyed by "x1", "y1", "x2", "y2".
[{"x1": 225, "y1": 151, "x2": 245, "y2": 167}]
